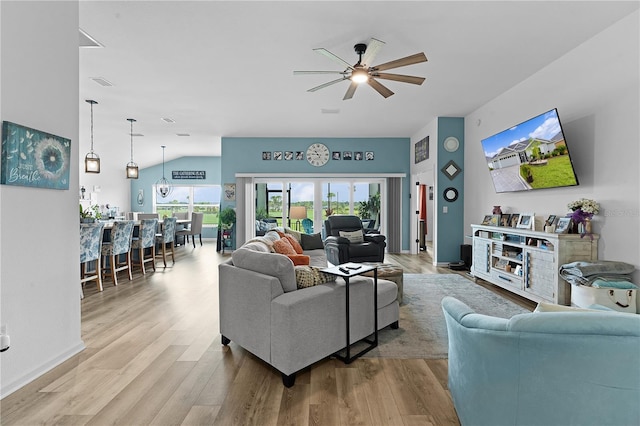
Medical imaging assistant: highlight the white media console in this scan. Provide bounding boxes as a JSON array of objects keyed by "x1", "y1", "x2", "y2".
[{"x1": 470, "y1": 224, "x2": 599, "y2": 305}]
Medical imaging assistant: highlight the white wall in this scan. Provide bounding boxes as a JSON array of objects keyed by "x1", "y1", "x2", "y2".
[
  {"x1": 0, "y1": 1, "x2": 82, "y2": 397},
  {"x1": 463, "y1": 11, "x2": 640, "y2": 283}
]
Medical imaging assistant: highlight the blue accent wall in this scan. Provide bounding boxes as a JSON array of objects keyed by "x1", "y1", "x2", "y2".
[
  {"x1": 436, "y1": 118, "x2": 465, "y2": 262},
  {"x1": 130, "y1": 156, "x2": 221, "y2": 238},
  {"x1": 221, "y1": 137, "x2": 412, "y2": 250}
]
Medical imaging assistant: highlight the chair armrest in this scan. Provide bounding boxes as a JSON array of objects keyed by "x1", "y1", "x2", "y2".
[
  {"x1": 324, "y1": 235, "x2": 351, "y2": 245},
  {"x1": 364, "y1": 234, "x2": 386, "y2": 244}
]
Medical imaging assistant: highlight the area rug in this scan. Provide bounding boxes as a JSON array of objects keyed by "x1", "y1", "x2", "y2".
[{"x1": 362, "y1": 273, "x2": 531, "y2": 359}]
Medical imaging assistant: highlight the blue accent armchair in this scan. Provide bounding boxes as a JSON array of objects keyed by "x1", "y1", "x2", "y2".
[{"x1": 442, "y1": 296, "x2": 640, "y2": 426}]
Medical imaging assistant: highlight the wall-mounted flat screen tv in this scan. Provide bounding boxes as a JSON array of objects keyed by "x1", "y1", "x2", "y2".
[{"x1": 481, "y1": 108, "x2": 579, "y2": 193}]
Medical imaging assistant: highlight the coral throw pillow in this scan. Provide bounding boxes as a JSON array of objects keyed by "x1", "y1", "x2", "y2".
[
  {"x1": 273, "y1": 238, "x2": 296, "y2": 255},
  {"x1": 283, "y1": 234, "x2": 304, "y2": 254},
  {"x1": 287, "y1": 254, "x2": 310, "y2": 266}
]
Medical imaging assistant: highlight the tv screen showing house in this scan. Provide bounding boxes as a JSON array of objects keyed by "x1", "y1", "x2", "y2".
[{"x1": 481, "y1": 108, "x2": 579, "y2": 193}]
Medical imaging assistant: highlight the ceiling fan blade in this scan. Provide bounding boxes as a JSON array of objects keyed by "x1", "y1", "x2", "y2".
[
  {"x1": 371, "y1": 52, "x2": 427, "y2": 71},
  {"x1": 294, "y1": 70, "x2": 349, "y2": 75},
  {"x1": 361, "y1": 38, "x2": 385, "y2": 67},
  {"x1": 373, "y1": 72, "x2": 425, "y2": 85},
  {"x1": 313, "y1": 48, "x2": 354, "y2": 70},
  {"x1": 343, "y1": 81, "x2": 358, "y2": 100},
  {"x1": 307, "y1": 77, "x2": 348, "y2": 92},
  {"x1": 368, "y1": 78, "x2": 394, "y2": 98}
]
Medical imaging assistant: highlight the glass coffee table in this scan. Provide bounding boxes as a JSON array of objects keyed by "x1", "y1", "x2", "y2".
[{"x1": 322, "y1": 262, "x2": 378, "y2": 363}]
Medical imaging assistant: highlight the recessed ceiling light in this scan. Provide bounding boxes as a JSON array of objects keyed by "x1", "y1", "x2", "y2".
[
  {"x1": 161, "y1": 117, "x2": 176, "y2": 123},
  {"x1": 176, "y1": 133, "x2": 190, "y2": 137},
  {"x1": 90, "y1": 77, "x2": 113, "y2": 87}
]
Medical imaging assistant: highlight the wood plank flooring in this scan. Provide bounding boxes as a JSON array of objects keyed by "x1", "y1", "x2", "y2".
[{"x1": 1, "y1": 243, "x2": 534, "y2": 425}]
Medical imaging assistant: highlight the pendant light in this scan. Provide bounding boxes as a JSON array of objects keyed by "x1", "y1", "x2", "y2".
[
  {"x1": 125, "y1": 118, "x2": 139, "y2": 179},
  {"x1": 156, "y1": 145, "x2": 173, "y2": 198},
  {"x1": 84, "y1": 99, "x2": 100, "y2": 173}
]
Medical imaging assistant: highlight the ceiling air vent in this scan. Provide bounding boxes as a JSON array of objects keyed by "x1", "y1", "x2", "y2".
[
  {"x1": 131, "y1": 133, "x2": 144, "y2": 137},
  {"x1": 176, "y1": 133, "x2": 190, "y2": 137},
  {"x1": 321, "y1": 108, "x2": 340, "y2": 114},
  {"x1": 161, "y1": 118, "x2": 176, "y2": 123},
  {"x1": 90, "y1": 77, "x2": 113, "y2": 87}
]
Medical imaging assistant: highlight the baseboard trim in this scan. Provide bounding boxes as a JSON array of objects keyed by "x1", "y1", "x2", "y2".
[{"x1": 0, "y1": 341, "x2": 86, "y2": 399}]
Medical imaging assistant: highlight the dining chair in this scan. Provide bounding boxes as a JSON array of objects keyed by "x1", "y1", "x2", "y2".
[
  {"x1": 156, "y1": 217, "x2": 177, "y2": 267},
  {"x1": 131, "y1": 218, "x2": 158, "y2": 274},
  {"x1": 101, "y1": 220, "x2": 135, "y2": 286},
  {"x1": 80, "y1": 222, "x2": 105, "y2": 297},
  {"x1": 137, "y1": 213, "x2": 159, "y2": 220},
  {"x1": 176, "y1": 212, "x2": 204, "y2": 247},
  {"x1": 172, "y1": 212, "x2": 189, "y2": 220}
]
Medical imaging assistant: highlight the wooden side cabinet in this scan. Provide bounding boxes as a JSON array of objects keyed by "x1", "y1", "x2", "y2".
[{"x1": 470, "y1": 224, "x2": 598, "y2": 305}]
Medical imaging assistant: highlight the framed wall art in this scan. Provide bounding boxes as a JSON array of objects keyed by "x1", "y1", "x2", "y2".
[
  {"x1": 415, "y1": 136, "x2": 429, "y2": 163},
  {"x1": 223, "y1": 183, "x2": 236, "y2": 201},
  {"x1": 1, "y1": 121, "x2": 71, "y2": 190}
]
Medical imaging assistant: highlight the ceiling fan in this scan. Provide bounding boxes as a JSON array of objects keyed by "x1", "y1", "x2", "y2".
[{"x1": 294, "y1": 38, "x2": 427, "y2": 100}]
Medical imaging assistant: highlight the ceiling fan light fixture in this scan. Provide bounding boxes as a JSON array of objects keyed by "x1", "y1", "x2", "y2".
[{"x1": 351, "y1": 68, "x2": 369, "y2": 84}]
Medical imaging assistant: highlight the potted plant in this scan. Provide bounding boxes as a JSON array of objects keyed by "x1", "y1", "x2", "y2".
[
  {"x1": 220, "y1": 207, "x2": 236, "y2": 230},
  {"x1": 80, "y1": 204, "x2": 101, "y2": 223}
]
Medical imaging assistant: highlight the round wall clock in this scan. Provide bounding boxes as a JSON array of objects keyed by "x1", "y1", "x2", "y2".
[
  {"x1": 443, "y1": 187, "x2": 459, "y2": 202},
  {"x1": 443, "y1": 136, "x2": 460, "y2": 153},
  {"x1": 306, "y1": 143, "x2": 330, "y2": 167}
]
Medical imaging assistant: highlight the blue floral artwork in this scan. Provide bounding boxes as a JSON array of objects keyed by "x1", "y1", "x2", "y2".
[{"x1": 1, "y1": 121, "x2": 70, "y2": 190}]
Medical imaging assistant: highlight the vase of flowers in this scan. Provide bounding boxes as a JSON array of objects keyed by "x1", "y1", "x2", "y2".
[{"x1": 567, "y1": 198, "x2": 599, "y2": 238}]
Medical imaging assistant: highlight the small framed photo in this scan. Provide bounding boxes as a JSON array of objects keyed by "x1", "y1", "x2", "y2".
[
  {"x1": 365, "y1": 151, "x2": 375, "y2": 161},
  {"x1": 510, "y1": 214, "x2": 520, "y2": 228},
  {"x1": 332, "y1": 151, "x2": 341, "y2": 160},
  {"x1": 489, "y1": 214, "x2": 500, "y2": 226},
  {"x1": 273, "y1": 151, "x2": 283, "y2": 160},
  {"x1": 262, "y1": 151, "x2": 271, "y2": 160},
  {"x1": 354, "y1": 151, "x2": 363, "y2": 161},
  {"x1": 500, "y1": 214, "x2": 511, "y2": 227},
  {"x1": 481, "y1": 215, "x2": 493, "y2": 225},
  {"x1": 343, "y1": 151, "x2": 352, "y2": 160},
  {"x1": 284, "y1": 151, "x2": 294, "y2": 161},
  {"x1": 545, "y1": 215, "x2": 557, "y2": 226},
  {"x1": 555, "y1": 217, "x2": 571, "y2": 234},
  {"x1": 295, "y1": 151, "x2": 304, "y2": 160},
  {"x1": 517, "y1": 213, "x2": 534, "y2": 229}
]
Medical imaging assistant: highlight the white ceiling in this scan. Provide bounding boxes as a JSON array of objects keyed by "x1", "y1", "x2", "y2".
[{"x1": 79, "y1": 1, "x2": 639, "y2": 169}]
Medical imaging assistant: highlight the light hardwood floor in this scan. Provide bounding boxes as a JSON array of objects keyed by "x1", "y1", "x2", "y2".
[{"x1": 1, "y1": 242, "x2": 534, "y2": 425}]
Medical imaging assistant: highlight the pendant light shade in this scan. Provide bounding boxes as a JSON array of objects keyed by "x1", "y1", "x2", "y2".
[
  {"x1": 125, "y1": 118, "x2": 139, "y2": 179},
  {"x1": 84, "y1": 100, "x2": 100, "y2": 173},
  {"x1": 156, "y1": 145, "x2": 173, "y2": 198}
]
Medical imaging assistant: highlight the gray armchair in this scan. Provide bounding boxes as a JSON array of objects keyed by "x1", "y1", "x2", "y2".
[{"x1": 323, "y1": 215, "x2": 386, "y2": 265}]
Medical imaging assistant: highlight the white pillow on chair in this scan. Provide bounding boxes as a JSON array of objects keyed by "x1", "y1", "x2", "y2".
[{"x1": 339, "y1": 229, "x2": 364, "y2": 243}]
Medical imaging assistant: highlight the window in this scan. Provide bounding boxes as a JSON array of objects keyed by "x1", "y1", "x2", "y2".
[{"x1": 154, "y1": 185, "x2": 221, "y2": 226}]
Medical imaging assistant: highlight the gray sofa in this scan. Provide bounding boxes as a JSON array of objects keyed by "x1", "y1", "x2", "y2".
[{"x1": 218, "y1": 230, "x2": 400, "y2": 386}]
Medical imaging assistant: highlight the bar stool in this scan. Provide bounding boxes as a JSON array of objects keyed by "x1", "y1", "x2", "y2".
[
  {"x1": 101, "y1": 220, "x2": 135, "y2": 286},
  {"x1": 131, "y1": 218, "x2": 158, "y2": 274},
  {"x1": 156, "y1": 217, "x2": 177, "y2": 267},
  {"x1": 80, "y1": 222, "x2": 105, "y2": 297}
]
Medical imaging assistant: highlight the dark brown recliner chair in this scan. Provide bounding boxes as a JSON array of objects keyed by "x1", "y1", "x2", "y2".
[{"x1": 323, "y1": 215, "x2": 386, "y2": 266}]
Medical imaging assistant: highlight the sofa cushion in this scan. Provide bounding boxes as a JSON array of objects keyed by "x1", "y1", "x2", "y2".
[
  {"x1": 339, "y1": 229, "x2": 364, "y2": 243},
  {"x1": 231, "y1": 248, "x2": 297, "y2": 292},
  {"x1": 273, "y1": 238, "x2": 296, "y2": 255},
  {"x1": 283, "y1": 234, "x2": 304, "y2": 254},
  {"x1": 288, "y1": 254, "x2": 311, "y2": 266},
  {"x1": 294, "y1": 265, "x2": 336, "y2": 289},
  {"x1": 284, "y1": 227, "x2": 302, "y2": 242},
  {"x1": 263, "y1": 231, "x2": 281, "y2": 244},
  {"x1": 242, "y1": 241, "x2": 271, "y2": 253},
  {"x1": 301, "y1": 232, "x2": 324, "y2": 250}
]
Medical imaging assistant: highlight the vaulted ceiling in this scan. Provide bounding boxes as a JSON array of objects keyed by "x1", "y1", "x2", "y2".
[{"x1": 79, "y1": 1, "x2": 639, "y2": 169}]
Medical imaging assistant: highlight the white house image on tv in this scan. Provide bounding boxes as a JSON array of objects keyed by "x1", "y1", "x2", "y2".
[{"x1": 487, "y1": 133, "x2": 563, "y2": 170}]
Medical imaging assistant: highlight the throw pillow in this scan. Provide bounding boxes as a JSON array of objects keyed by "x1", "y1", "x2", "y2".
[
  {"x1": 273, "y1": 238, "x2": 296, "y2": 255},
  {"x1": 283, "y1": 233, "x2": 304, "y2": 254},
  {"x1": 284, "y1": 227, "x2": 302, "y2": 242},
  {"x1": 295, "y1": 265, "x2": 337, "y2": 289},
  {"x1": 300, "y1": 232, "x2": 324, "y2": 250},
  {"x1": 288, "y1": 254, "x2": 310, "y2": 266},
  {"x1": 339, "y1": 229, "x2": 364, "y2": 243},
  {"x1": 231, "y1": 247, "x2": 297, "y2": 293},
  {"x1": 262, "y1": 231, "x2": 281, "y2": 244}
]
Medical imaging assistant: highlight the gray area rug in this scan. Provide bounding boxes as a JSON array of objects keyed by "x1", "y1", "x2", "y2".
[{"x1": 362, "y1": 273, "x2": 531, "y2": 359}]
